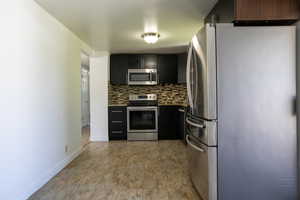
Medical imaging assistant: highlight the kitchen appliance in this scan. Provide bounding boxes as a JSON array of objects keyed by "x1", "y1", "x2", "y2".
[
  {"x1": 186, "y1": 23, "x2": 297, "y2": 200},
  {"x1": 127, "y1": 94, "x2": 158, "y2": 141},
  {"x1": 127, "y1": 69, "x2": 157, "y2": 85}
]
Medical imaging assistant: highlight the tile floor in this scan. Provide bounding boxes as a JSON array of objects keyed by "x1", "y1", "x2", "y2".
[{"x1": 28, "y1": 140, "x2": 201, "y2": 200}]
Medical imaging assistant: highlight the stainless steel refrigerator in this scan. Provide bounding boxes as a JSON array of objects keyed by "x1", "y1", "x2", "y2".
[{"x1": 185, "y1": 23, "x2": 297, "y2": 200}]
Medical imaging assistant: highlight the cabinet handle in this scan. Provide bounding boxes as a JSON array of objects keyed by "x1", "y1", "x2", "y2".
[
  {"x1": 112, "y1": 131, "x2": 123, "y2": 134},
  {"x1": 111, "y1": 111, "x2": 123, "y2": 113},
  {"x1": 112, "y1": 121, "x2": 123, "y2": 123},
  {"x1": 178, "y1": 109, "x2": 185, "y2": 113}
]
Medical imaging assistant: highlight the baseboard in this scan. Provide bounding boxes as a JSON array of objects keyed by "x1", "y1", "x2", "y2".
[
  {"x1": 90, "y1": 136, "x2": 108, "y2": 142},
  {"x1": 17, "y1": 147, "x2": 84, "y2": 200}
]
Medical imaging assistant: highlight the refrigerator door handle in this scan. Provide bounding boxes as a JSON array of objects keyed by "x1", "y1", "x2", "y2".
[
  {"x1": 186, "y1": 118, "x2": 205, "y2": 129},
  {"x1": 186, "y1": 135, "x2": 205, "y2": 152},
  {"x1": 186, "y1": 44, "x2": 194, "y2": 110}
]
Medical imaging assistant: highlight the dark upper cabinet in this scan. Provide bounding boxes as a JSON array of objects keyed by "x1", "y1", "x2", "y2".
[
  {"x1": 128, "y1": 55, "x2": 140, "y2": 69},
  {"x1": 110, "y1": 54, "x2": 129, "y2": 85},
  {"x1": 141, "y1": 55, "x2": 158, "y2": 69},
  {"x1": 177, "y1": 53, "x2": 187, "y2": 84},
  {"x1": 158, "y1": 106, "x2": 180, "y2": 140},
  {"x1": 158, "y1": 55, "x2": 178, "y2": 84},
  {"x1": 110, "y1": 54, "x2": 180, "y2": 84}
]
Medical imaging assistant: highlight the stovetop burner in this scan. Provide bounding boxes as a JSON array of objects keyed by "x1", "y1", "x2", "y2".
[{"x1": 128, "y1": 94, "x2": 158, "y2": 106}]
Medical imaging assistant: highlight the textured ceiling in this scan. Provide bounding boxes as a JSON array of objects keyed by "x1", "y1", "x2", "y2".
[{"x1": 35, "y1": 0, "x2": 217, "y2": 53}]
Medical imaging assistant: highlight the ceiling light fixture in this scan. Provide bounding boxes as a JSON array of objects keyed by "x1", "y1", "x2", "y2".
[{"x1": 141, "y1": 32, "x2": 160, "y2": 44}]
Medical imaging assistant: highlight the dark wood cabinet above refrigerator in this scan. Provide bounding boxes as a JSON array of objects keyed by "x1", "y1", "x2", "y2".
[
  {"x1": 235, "y1": 0, "x2": 299, "y2": 22},
  {"x1": 205, "y1": 0, "x2": 299, "y2": 25}
]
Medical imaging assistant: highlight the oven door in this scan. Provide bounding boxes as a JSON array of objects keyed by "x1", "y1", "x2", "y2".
[
  {"x1": 128, "y1": 69, "x2": 157, "y2": 85},
  {"x1": 127, "y1": 107, "x2": 158, "y2": 133}
]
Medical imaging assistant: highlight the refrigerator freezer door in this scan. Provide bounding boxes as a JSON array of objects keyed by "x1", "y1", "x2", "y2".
[
  {"x1": 186, "y1": 134, "x2": 217, "y2": 200},
  {"x1": 186, "y1": 24, "x2": 217, "y2": 120}
]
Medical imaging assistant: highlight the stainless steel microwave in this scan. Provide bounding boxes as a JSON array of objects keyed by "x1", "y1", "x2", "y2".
[{"x1": 127, "y1": 69, "x2": 158, "y2": 85}]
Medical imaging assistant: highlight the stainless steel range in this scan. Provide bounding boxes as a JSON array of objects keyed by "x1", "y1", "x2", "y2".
[{"x1": 127, "y1": 94, "x2": 158, "y2": 141}]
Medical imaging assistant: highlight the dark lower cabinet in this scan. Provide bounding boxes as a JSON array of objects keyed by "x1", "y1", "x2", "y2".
[
  {"x1": 158, "y1": 106, "x2": 180, "y2": 140},
  {"x1": 178, "y1": 107, "x2": 186, "y2": 141},
  {"x1": 108, "y1": 106, "x2": 127, "y2": 140}
]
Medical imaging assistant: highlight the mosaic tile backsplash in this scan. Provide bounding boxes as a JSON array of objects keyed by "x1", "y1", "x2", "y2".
[{"x1": 108, "y1": 84, "x2": 187, "y2": 106}]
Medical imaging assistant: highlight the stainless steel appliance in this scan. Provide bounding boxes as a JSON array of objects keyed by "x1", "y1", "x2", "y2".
[
  {"x1": 127, "y1": 69, "x2": 158, "y2": 85},
  {"x1": 127, "y1": 94, "x2": 158, "y2": 141},
  {"x1": 186, "y1": 23, "x2": 297, "y2": 200}
]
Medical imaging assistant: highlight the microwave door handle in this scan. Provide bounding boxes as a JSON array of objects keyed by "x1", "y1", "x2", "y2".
[
  {"x1": 186, "y1": 45, "x2": 194, "y2": 110},
  {"x1": 127, "y1": 71, "x2": 130, "y2": 84}
]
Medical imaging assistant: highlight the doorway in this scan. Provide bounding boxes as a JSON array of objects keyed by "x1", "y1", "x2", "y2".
[{"x1": 81, "y1": 52, "x2": 90, "y2": 147}]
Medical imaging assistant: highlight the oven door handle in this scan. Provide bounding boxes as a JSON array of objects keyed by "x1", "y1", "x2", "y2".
[
  {"x1": 186, "y1": 118, "x2": 205, "y2": 129},
  {"x1": 186, "y1": 135, "x2": 205, "y2": 152},
  {"x1": 127, "y1": 107, "x2": 158, "y2": 111}
]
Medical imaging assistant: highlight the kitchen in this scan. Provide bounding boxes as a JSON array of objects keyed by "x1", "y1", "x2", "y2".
[
  {"x1": 9, "y1": 0, "x2": 299, "y2": 199},
  {"x1": 106, "y1": 0, "x2": 299, "y2": 200},
  {"x1": 108, "y1": 54, "x2": 188, "y2": 141}
]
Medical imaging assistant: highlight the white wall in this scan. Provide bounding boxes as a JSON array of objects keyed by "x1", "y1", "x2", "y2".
[
  {"x1": 90, "y1": 53, "x2": 110, "y2": 141},
  {"x1": 0, "y1": 1, "x2": 92, "y2": 199}
]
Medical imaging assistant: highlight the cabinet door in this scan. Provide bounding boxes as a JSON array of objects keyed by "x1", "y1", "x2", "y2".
[
  {"x1": 108, "y1": 106, "x2": 127, "y2": 140},
  {"x1": 110, "y1": 55, "x2": 128, "y2": 85},
  {"x1": 141, "y1": 55, "x2": 158, "y2": 69},
  {"x1": 178, "y1": 108, "x2": 185, "y2": 140},
  {"x1": 158, "y1": 106, "x2": 180, "y2": 140},
  {"x1": 128, "y1": 55, "x2": 140, "y2": 69},
  {"x1": 264, "y1": 0, "x2": 299, "y2": 20},
  {"x1": 235, "y1": 0, "x2": 262, "y2": 20},
  {"x1": 158, "y1": 55, "x2": 178, "y2": 84},
  {"x1": 235, "y1": 0, "x2": 299, "y2": 21},
  {"x1": 177, "y1": 53, "x2": 187, "y2": 84}
]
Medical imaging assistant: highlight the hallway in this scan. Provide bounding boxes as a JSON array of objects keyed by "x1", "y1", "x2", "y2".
[{"x1": 28, "y1": 141, "x2": 200, "y2": 200}]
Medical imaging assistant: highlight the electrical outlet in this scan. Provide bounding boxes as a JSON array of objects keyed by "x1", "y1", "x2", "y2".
[{"x1": 65, "y1": 145, "x2": 68, "y2": 153}]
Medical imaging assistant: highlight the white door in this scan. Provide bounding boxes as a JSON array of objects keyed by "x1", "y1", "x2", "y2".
[{"x1": 81, "y1": 69, "x2": 90, "y2": 127}]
